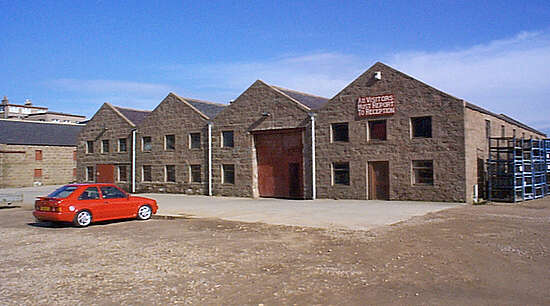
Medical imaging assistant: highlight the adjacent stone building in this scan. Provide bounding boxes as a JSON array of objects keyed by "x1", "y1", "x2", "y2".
[
  {"x1": 76, "y1": 103, "x2": 150, "y2": 191},
  {"x1": 0, "y1": 119, "x2": 83, "y2": 188},
  {"x1": 135, "y1": 93, "x2": 225, "y2": 194},
  {"x1": 76, "y1": 62, "x2": 546, "y2": 203}
]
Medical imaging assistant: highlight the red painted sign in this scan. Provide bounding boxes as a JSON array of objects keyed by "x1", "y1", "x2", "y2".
[{"x1": 357, "y1": 94, "x2": 396, "y2": 117}]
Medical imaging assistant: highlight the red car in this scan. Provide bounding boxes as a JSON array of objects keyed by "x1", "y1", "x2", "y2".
[{"x1": 33, "y1": 184, "x2": 158, "y2": 227}]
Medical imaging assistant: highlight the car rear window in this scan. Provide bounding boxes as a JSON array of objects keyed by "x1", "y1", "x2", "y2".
[{"x1": 47, "y1": 186, "x2": 78, "y2": 198}]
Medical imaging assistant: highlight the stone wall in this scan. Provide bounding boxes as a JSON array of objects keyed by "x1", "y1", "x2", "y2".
[
  {"x1": 316, "y1": 62, "x2": 467, "y2": 202},
  {"x1": 134, "y1": 93, "x2": 210, "y2": 194},
  {"x1": 464, "y1": 107, "x2": 546, "y2": 203},
  {"x1": 0, "y1": 143, "x2": 76, "y2": 188},
  {"x1": 211, "y1": 80, "x2": 314, "y2": 198},
  {"x1": 76, "y1": 103, "x2": 135, "y2": 191}
]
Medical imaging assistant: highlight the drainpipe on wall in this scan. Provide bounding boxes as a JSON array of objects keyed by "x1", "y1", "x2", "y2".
[
  {"x1": 208, "y1": 121, "x2": 213, "y2": 196},
  {"x1": 309, "y1": 112, "x2": 316, "y2": 200},
  {"x1": 131, "y1": 128, "x2": 136, "y2": 193}
]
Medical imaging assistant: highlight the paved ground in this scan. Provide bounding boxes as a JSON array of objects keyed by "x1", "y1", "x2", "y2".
[
  {"x1": 144, "y1": 193, "x2": 462, "y2": 230},
  {"x1": 1, "y1": 197, "x2": 549, "y2": 305},
  {"x1": 2, "y1": 185, "x2": 461, "y2": 230}
]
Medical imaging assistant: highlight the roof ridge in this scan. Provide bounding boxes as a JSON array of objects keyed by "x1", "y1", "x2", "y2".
[
  {"x1": 181, "y1": 97, "x2": 226, "y2": 106},
  {"x1": 0, "y1": 118, "x2": 84, "y2": 126},
  {"x1": 112, "y1": 105, "x2": 151, "y2": 113}
]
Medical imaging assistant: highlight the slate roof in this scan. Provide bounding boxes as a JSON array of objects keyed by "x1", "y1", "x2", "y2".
[
  {"x1": 113, "y1": 106, "x2": 151, "y2": 125},
  {"x1": 0, "y1": 120, "x2": 83, "y2": 146},
  {"x1": 271, "y1": 86, "x2": 329, "y2": 110},
  {"x1": 180, "y1": 97, "x2": 226, "y2": 119}
]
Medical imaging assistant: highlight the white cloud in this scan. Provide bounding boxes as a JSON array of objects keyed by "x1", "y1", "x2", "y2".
[{"x1": 386, "y1": 31, "x2": 550, "y2": 132}]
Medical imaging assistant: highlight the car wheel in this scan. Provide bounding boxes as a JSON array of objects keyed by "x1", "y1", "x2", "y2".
[
  {"x1": 137, "y1": 205, "x2": 152, "y2": 220},
  {"x1": 74, "y1": 210, "x2": 92, "y2": 227}
]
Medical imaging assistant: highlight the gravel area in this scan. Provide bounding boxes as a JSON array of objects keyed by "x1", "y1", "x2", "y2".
[{"x1": 1, "y1": 198, "x2": 549, "y2": 305}]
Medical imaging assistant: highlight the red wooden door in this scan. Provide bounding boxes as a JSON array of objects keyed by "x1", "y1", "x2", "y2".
[
  {"x1": 96, "y1": 164, "x2": 115, "y2": 183},
  {"x1": 368, "y1": 161, "x2": 389, "y2": 200},
  {"x1": 255, "y1": 129, "x2": 303, "y2": 199}
]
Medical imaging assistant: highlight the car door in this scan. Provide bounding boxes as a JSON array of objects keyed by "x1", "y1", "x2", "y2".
[
  {"x1": 76, "y1": 187, "x2": 106, "y2": 220},
  {"x1": 99, "y1": 186, "x2": 134, "y2": 219}
]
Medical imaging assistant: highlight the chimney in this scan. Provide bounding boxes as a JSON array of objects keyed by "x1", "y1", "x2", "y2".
[
  {"x1": 1, "y1": 96, "x2": 8, "y2": 105},
  {"x1": 24, "y1": 99, "x2": 32, "y2": 106},
  {"x1": 1, "y1": 96, "x2": 8, "y2": 119}
]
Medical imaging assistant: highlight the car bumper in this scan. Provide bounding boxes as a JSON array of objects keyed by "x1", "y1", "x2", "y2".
[{"x1": 33, "y1": 211, "x2": 75, "y2": 223}]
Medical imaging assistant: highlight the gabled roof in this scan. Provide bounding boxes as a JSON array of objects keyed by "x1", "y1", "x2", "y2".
[
  {"x1": 112, "y1": 106, "x2": 151, "y2": 126},
  {"x1": 171, "y1": 93, "x2": 226, "y2": 119},
  {"x1": 0, "y1": 119, "x2": 83, "y2": 146},
  {"x1": 182, "y1": 97, "x2": 226, "y2": 119},
  {"x1": 270, "y1": 86, "x2": 329, "y2": 110}
]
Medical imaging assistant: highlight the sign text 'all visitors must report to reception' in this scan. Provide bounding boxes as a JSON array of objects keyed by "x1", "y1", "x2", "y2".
[{"x1": 357, "y1": 94, "x2": 396, "y2": 117}]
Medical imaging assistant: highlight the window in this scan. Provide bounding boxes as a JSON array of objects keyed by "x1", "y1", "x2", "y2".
[
  {"x1": 332, "y1": 162, "x2": 350, "y2": 185},
  {"x1": 100, "y1": 186, "x2": 127, "y2": 199},
  {"x1": 485, "y1": 120, "x2": 491, "y2": 139},
  {"x1": 73, "y1": 151, "x2": 77, "y2": 160},
  {"x1": 86, "y1": 141, "x2": 94, "y2": 154},
  {"x1": 118, "y1": 165, "x2": 128, "y2": 182},
  {"x1": 222, "y1": 131, "x2": 234, "y2": 147},
  {"x1": 368, "y1": 120, "x2": 387, "y2": 141},
  {"x1": 142, "y1": 136, "x2": 152, "y2": 151},
  {"x1": 118, "y1": 138, "x2": 127, "y2": 152},
  {"x1": 34, "y1": 169, "x2": 42, "y2": 178},
  {"x1": 35, "y1": 150, "x2": 43, "y2": 161},
  {"x1": 411, "y1": 117, "x2": 432, "y2": 138},
  {"x1": 165, "y1": 165, "x2": 176, "y2": 182},
  {"x1": 165, "y1": 135, "x2": 176, "y2": 150},
  {"x1": 190, "y1": 165, "x2": 201, "y2": 183},
  {"x1": 222, "y1": 164, "x2": 235, "y2": 184},
  {"x1": 142, "y1": 165, "x2": 152, "y2": 182},
  {"x1": 78, "y1": 187, "x2": 100, "y2": 200},
  {"x1": 331, "y1": 123, "x2": 349, "y2": 142},
  {"x1": 48, "y1": 185, "x2": 78, "y2": 198},
  {"x1": 412, "y1": 160, "x2": 434, "y2": 185},
  {"x1": 101, "y1": 139, "x2": 110, "y2": 153},
  {"x1": 190, "y1": 133, "x2": 201, "y2": 149},
  {"x1": 86, "y1": 166, "x2": 94, "y2": 181},
  {"x1": 501, "y1": 125, "x2": 505, "y2": 137},
  {"x1": 73, "y1": 168, "x2": 77, "y2": 177}
]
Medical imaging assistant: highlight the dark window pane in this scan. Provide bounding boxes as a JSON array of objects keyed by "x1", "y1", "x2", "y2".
[
  {"x1": 143, "y1": 165, "x2": 152, "y2": 182},
  {"x1": 100, "y1": 186, "x2": 126, "y2": 199},
  {"x1": 118, "y1": 165, "x2": 128, "y2": 182},
  {"x1": 165, "y1": 135, "x2": 175, "y2": 150},
  {"x1": 413, "y1": 160, "x2": 434, "y2": 185},
  {"x1": 223, "y1": 131, "x2": 234, "y2": 147},
  {"x1": 333, "y1": 162, "x2": 350, "y2": 185},
  {"x1": 223, "y1": 164, "x2": 235, "y2": 184},
  {"x1": 166, "y1": 165, "x2": 176, "y2": 182},
  {"x1": 78, "y1": 187, "x2": 100, "y2": 200},
  {"x1": 86, "y1": 141, "x2": 94, "y2": 154},
  {"x1": 119, "y1": 138, "x2": 127, "y2": 152},
  {"x1": 102, "y1": 140, "x2": 110, "y2": 153},
  {"x1": 332, "y1": 123, "x2": 349, "y2": 142},
  {"x1": 86, "y1": 167, "x2": 94, "y2": 181},
  {"x1": 369, "y1": 120, "x2": 387, "y2": 140},
  {"x1": 411, "y1": 117, "x2": 432, "y2": 138},
  {"x1": 142, "y1": 137, "x2": 152, "y2": 151},
  {"x1": 190, "y1": 133, "x2": 201, "y2": 149},
  {"x1": 190, "y1": 165, "x2": 201, "y2": 182}
]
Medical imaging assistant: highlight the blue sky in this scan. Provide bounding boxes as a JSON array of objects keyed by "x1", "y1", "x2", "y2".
[{"x1": 2, "y1": 1, "x2": 550, "y2": 134}]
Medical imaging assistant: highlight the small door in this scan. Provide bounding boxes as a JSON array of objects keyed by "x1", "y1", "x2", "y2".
[
  {"x1": 99, "y1": 185, "x2": 133, "y2": 219},
  {"x1": 368, "y1": 161, "x2": 389, "y2": 200},
  {"x1": 96, "y1": 164, "x2": 115, "y2": 183}
]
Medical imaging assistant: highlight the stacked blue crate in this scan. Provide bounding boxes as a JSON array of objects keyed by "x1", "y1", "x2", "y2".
[
  {"x1": 545, "y1": 139, "x2": 550, "y2": 196},
  {"x1": 531, "y1": 139, "x2": 546, "y2": 199},
  {"x1": 487, "y1": 137, "x2": 525, "y2": 202}
]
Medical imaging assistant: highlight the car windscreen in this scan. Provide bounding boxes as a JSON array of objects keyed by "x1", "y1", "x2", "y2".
[{"x1": 47, "y1": 186, "x2": 78, "y2": 198}]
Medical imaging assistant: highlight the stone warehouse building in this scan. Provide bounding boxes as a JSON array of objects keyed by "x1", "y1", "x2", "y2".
[
  {"x1": 77, "y1": 62, "x2": 546, "y2": 203},
  {"x1": 0, "y1": 119, "x2": 83, "y2": 188}
]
